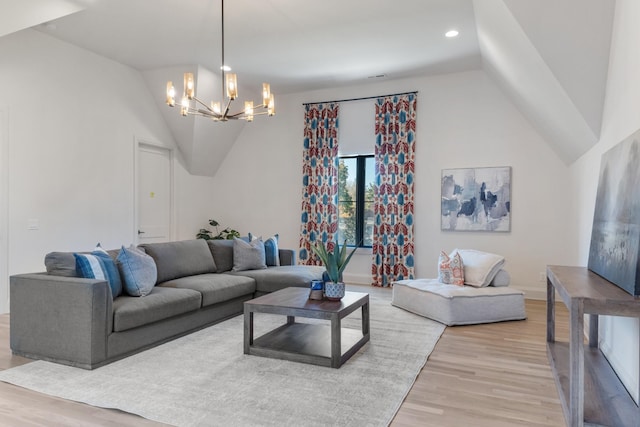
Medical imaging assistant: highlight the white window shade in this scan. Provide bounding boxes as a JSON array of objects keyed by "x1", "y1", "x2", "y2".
[{"x1": 338, "y1": 99, "x2": 375, "y2": 156}]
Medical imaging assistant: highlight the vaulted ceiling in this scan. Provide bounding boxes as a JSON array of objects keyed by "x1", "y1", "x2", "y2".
[{"x1": 1, "y1": 0, "x2": 615, "y2": 175}]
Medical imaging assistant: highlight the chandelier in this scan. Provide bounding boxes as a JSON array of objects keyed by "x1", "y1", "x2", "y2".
[{"x1": 165, "y1": 0, "x2": 275, "y2": 122}]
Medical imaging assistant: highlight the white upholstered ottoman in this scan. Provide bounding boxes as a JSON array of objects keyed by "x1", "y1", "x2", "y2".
[{"x1": 392, "y1": 279, "x2": 526, "y2": 326}]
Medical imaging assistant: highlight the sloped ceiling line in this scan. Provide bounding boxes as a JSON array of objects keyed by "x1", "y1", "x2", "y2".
[{"x1": 473, "y1": 0, "x2": 614, "y2": 165}]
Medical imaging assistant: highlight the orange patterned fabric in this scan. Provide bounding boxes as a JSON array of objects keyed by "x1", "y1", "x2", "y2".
[
  {"x1": 437, "y1": 251, "x2": 453, "y2": 283},
  {"x1": 449, "y1": 251, "x2": 465, "y2": 286},
  {"x1": 438, "y1": 251, "x2": 465, "y2": 286}
]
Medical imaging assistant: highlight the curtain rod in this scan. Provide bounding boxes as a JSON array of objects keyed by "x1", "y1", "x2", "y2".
[{"x1": 302, "y1": 91, "x2": 417, "y2": 106}]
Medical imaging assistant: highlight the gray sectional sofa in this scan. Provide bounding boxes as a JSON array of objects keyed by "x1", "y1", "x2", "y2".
[{"x1": 9, "y1": 239, "x2": 324, "y2": 369}]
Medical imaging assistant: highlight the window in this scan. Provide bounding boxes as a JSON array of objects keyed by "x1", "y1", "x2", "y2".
[{"x1": 338, "y1": 155, "x2": 375, "y2": 247}]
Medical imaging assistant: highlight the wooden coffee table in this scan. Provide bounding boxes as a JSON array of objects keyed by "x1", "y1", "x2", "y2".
[{"x1": 243, "y1": 287, "x2": 370, "y2": 368}]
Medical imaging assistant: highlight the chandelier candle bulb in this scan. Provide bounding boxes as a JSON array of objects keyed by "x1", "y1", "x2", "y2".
[
  {"x1": 262, "y1": 83, "x2": 271, "y2": 106},
  {"x1": 268, "y1": 94, "x2": 275, "y2": 116},
  {"x1": 180, "y1": 96, "x2": 189, "y2": 116},
  {"x1": 244, "y1": 101, "x2": 254, "y2": 122},
  {"x1": 184, "y1": 73, "x2": 195, "y2": 99},
  {"x1": 211, "y1": 102, "x2": 221, "y2": 115},
  {"x1": 166, "y1": 81, "x2": 175, "y2": 106},
  {"x1": 226, "y1": 73, "x2": 237, "y2": 100}
]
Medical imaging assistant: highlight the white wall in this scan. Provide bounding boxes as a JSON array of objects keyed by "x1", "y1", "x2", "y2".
[
  {"x1": 569, "y1": 0, "x2": 640, "y2": 404},
  {"x1": 0, "y1": 29, "x2": 217, "y2": 313},
  {"x1": 210, "y1": 69, "x2": 574, "y2": 299}
]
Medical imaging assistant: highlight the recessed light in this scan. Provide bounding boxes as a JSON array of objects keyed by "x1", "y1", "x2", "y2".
[{"x1": 445, "y1": 30, "x2": 459, "y2": 38}]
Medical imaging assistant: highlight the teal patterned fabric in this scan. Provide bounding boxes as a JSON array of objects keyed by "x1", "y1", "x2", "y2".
[
  {"x1": 299, "y1": 103, "x2": 340, "y2": 265},
  {"x1": 372, "y1": 93, "x2": 417, "y2": 287}
]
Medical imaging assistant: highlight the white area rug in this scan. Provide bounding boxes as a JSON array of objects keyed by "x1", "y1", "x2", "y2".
[{"x1": 0, "y1": 289, "x2": 444, "y2": 427}]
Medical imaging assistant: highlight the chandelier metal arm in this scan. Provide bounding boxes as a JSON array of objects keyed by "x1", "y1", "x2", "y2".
[
  {"x1": 222, "y1": 97, "x2": 233, "y2": 118},
  {"x1": 193, "y1": 96, "x2": 214, "y2": 113}
]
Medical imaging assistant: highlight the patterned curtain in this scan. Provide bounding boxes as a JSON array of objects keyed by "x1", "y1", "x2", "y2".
[
  {"x1": 372, "y1": 93, "x2": 417, "y2": 286},
  {"x1": 299, "y1": 103, "x2": 340, "y2": 265}
]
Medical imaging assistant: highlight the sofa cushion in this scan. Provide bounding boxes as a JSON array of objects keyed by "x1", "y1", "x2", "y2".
[
  {"x1": 207, "y1": 240, "x2": 234, "y2": 272},
  {"x1": 229, "y1": 265, "x2": 325, "y2": 294},
  {"x1": 140, "y1": 239, "x2": 217, "y2": 283},
  {"x1": 117, "y1": 245, "x2": 157, "y2": 297},
  {"x1": 45, "y1": 252, "x2": 79, "y2": 277},
  {"x1": 233, "y1": 238, "x2": 267, "y2": 272},
  {"x1": 158, "y1": 273, "x2": 256, "y2": 307},
  {"x1": 392, "y1": 278, "x2": 526, "y2": 326},
  {"x1": 112, "y1": 287, "x2": 202, "y2": 332}
]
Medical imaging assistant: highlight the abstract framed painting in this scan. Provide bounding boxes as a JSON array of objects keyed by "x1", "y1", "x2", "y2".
[
  {"x1": 441, "y1": 166, "x2": 511, "y2": 232},
  {"x1": 588, "y1": 131, "x2": 640, "y2": 296}
]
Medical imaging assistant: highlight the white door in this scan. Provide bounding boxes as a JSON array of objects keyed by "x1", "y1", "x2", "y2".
[
  {"x1": 137, "y1": 142, "x2": 173, "y2": 244},
  {"x1": 0, "y1": 107, "x2": 8, "y2": 313}
]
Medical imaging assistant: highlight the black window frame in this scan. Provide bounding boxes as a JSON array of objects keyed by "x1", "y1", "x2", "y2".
[{"x1": 338, "y1": 154, "x2": 374, "y2": 248}]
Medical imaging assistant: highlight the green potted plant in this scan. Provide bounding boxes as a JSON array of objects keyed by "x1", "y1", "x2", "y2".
[
  {"x1": 196, "y1": 219, "x2": 240, "y2": 240},
  {"x1": 311, "y1": 240, "x2": 358, "y2": 301}
]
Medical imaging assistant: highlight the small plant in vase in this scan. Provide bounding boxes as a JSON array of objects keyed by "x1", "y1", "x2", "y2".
[{"x1": 311, "y1": 240, "x2": 358, "y2": 301}]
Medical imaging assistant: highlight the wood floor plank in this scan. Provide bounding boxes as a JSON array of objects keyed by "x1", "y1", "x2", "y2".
[
  {"x1": 391, "y1": 298, "x2": 568, "y2": 427},
  {"x1": 0, "y1": 297, "x2": 567, "y2": 426}
]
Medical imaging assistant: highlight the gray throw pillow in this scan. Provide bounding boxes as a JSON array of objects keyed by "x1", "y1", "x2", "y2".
[
  {"x1": 117, "y1": 245, "x2": 157, "y2": 297},
  {"x1": 232, "y1": 238, "x2": 267, "y2": 272}
]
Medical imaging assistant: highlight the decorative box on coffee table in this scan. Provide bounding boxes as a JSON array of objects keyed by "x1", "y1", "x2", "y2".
[{"x1": 243, "y1": 287, "x2": 370, "y2": 368}]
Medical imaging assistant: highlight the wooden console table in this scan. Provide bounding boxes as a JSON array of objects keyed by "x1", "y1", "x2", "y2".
[{"x1": 546, "y1": 265, "x2": 640, "y2": 427}]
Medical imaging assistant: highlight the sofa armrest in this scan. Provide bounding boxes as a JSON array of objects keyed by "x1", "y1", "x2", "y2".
[
  {"x1": 10, "y1": 273, "x2": 113, "y2": 369},
  {"x1": 278, "y1": 249, "x2": 296, "y2": 266}
]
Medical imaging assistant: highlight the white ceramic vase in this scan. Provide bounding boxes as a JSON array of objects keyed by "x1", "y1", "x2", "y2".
[{"x1": 324, "y1": 282, "x2": 345, "y2": 301}]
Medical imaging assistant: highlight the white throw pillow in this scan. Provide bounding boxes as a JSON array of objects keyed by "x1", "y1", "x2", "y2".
[{"x1": 451, "y1": 249, "x2": 505, "y2": 287}]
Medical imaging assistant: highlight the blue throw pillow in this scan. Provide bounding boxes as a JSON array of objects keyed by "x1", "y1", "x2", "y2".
[
  {"x1": 116, "y1": 245, "x2": 157, "y2": 297},
  {"x1": 249, "y1": 233, "x2": 280, "y2": 267},
  {"x1": 74, "y1": 253, "x2": 121, "y2": 298},
  {"x1": 92, "y1": 250, "x2": 123, "y2": 298},
  {"x1": 264, "y1": 234, "x2": 280, "y2": 266}
]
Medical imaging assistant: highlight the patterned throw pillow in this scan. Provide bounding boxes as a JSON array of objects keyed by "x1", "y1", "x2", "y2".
[
  {"x1": 74, "y1": 250, "x2": 123, "y2": 299},
  {"x1": 437, "y1": 251, "x2": 453, "y2": 284},
  {"x1": 117, "y1": 245, "x2": 157, "y2": 297},
  {"x1": 438, "y1": 251, "x2": 465, "y2": 286},
  {"x1": 449, "y1": 251, "x2": 465, "y2": 286}
]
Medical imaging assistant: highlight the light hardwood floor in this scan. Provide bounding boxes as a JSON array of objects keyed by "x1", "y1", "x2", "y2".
[{"x1": 0, "y1": 298, "x2": 567, "y2": 426}]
